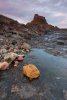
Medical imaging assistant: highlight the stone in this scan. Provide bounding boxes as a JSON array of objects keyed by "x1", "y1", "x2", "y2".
[
  {"x1": 26, "y1": 49, "x2": 30, "y2": 53},
  {"x1": 63, "y1": 90, "x2": 67, "y2": 100},
  {"x1": 14, "y1": 49, "x2": 18, "y2": 53},
  {"x1": 17, "y1": 56, "x2": 24, "y2": 61},
  {"x1": 14, "y1": 61, "x2": 19, "y2": 67},
  {"x1": 1, "y1": 49, "x2": 7, "y2": 53},
  {"x1": 22, "y1": 64, "x2": 40, "y2": 80},
  {"x1": 21, "y1": 50, "x2": 26, "y2": 54},
  {"x1": 12, "y1": 40, "x2": 17, "y2": 45},
  {"x1": 21, "y1": 43, "x2": 31, "y2": 50},
  {"x1": 4, "y1": 52, "x2": 18, "y2": 64},
  {"x1": 0, "y1": 62, "x2": 9, "y2": 70},
  {"x1": 57, "y1": 40, "x2": 64, "y2": 45}
]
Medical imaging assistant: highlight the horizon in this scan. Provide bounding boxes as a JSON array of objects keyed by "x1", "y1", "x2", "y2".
[{"x1": 0, "y1": 0, "x2": 67, "y2": 28}]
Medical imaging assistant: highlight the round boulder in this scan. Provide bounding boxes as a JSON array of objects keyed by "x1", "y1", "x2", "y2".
[
  {"x1": 22, "y1": 64, "x2": 40, "y2": 80},
  {"x1": 21, "y1": 43, "x2": 31, "y2": 50}
]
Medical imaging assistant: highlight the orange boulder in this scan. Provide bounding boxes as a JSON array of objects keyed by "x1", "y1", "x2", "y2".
[{"x1": 22, "y1": 64, "x2": 40, "y2": 80}]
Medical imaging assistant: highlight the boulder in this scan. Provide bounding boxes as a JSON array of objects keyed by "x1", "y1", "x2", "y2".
[
  {"x1": 14, "y1": 61, "x2": 19, "y2": 67},
  {"x1": 17, "y1": 55, "x2": 24, "y2": 61},
  {"x1": 21, "y1": 43, "x2": 31, "y2": 50},
  {"x1": 1, "y1": 49, "x2": 7, "y2": 53},
  {"x1": 22, "y1": 64, "x2": 40, "y2": 80},
  {"x1": 0, "y1": 62, "x2": 9, "y2": 70},
  {"x1": 4, "y1": 52, "x2": 18, "y2": 64},
  {"x1": 26, "y1": 49, "x2": 30, "y2": 53},
  {"x1": 57, "y1": 40, "x2": 64, "y2": 45}
]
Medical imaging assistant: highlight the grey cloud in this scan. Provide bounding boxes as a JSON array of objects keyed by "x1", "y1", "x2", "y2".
[{"x1": 0, "y1": 0, "x2": 67, "y2": 28}]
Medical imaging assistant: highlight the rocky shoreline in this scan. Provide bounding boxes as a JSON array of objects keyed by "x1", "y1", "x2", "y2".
[
  {"x1": 0, "y1": 31, "x2": 67, "y2": 63},
  {"x1": 28, "y1": 31, "x2": 67, "y2": 58}
]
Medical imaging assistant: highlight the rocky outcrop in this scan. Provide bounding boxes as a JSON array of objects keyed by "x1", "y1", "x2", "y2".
[
  {"x1": 27, "y1": 14, "x2": 59, "y2": 35},
  {"x1": 29, "y1": 14, "x2": 47, "y2": 25}
]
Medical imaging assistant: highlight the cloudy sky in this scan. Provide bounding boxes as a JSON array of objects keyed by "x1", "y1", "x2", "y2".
[{"x1": 0, "y1": 0, "x2": 67, "y2": 28}]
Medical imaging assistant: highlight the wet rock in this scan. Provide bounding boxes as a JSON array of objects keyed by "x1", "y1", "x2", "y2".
[
  {"x1": 63, "y1": 90, "x2": 67, "y2": 100},
  {"x1": 14, "y1": 49, "x2": 18, "y2": 53},
  {"x1": 26, "y1": 49, "x2": 30, "y2": 53},
  {"x1": 12, "y1": 40, "x2": 17, "y2": 45},
  {"x1": 0, "y1": 62, "x2": 9, "y2": 70},
  {"x1": 14, "y1": 61, "x2": 19, "y2": 67},
  {"x1": 21, "y1": 50, "x2": 26, "y2": 55},
  {"x1": 11, "y1": 84, "x2": 36, "y2": 99},
  {"x1": 57, "y1": 40, "x2": 64, "y2": 45},
  {"x1": 23, "y1": 33, "x2": 31, "y2": 40},
  {"x1": 22, "y1": 64, "x2": 40, "y2": 80},
  {"x1": 4, "y1": 52, "x2": 18, "y2": 64},
  {"x1": 17, "y1": 55, "x2": 24, "y2": 61},
  {"x1": 21, "y1": 43, "x2": 31, "y2": 50},
  {"x1": 11, "y1": 84, "x2": 19, "y2": 93},
  {"x1": 1, "y1": 49, "x2": 7, "y2": 53}
]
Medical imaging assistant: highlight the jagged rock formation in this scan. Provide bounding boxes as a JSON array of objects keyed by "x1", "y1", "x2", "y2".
[
  {"x1": 30, "y1": 14, "x2": 47, "y2": 24},
  {"x1": 0, "y1": 14, "x2": 60, "y2": 36},
  {"x1": 27, "y1": 14, "x2": 59, "y2": 35}
]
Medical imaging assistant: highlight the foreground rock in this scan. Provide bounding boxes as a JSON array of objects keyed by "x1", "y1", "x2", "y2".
[
  {"x1": 21, "y1": 42, "x2": 31, "y2": 50},
  {"x1": 0, "y1": 42, "x2": 31, "y2": 70},
  {"x1": 22, "y1": 64, "x2": 40, "y2": 80},
  {"x1": 4, "y1": 52, "x2": 18, "y2": 64},
  {"x1": 17, "y1": 55, "x2": 24, "y2": 61},
  {"x1": 0, "y1": 62, "x2": 9, "y2": 70}
]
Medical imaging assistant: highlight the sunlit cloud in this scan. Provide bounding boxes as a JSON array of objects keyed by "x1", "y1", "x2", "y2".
[
  {"x1": 59, "y1": 20, "x2": 67, "y2": 25},
  {"x1": 52, "y1": 12, "x2": 66, "y2": 17}
]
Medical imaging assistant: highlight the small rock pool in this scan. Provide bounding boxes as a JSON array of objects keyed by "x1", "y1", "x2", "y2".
[{"x1": 0, "y1": 48, "x2": 67, "y2": 100}]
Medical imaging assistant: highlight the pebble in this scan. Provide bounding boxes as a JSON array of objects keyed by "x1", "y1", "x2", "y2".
[{"x1": 14, "y1": 61, "x2": 19, "y2": 67}]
